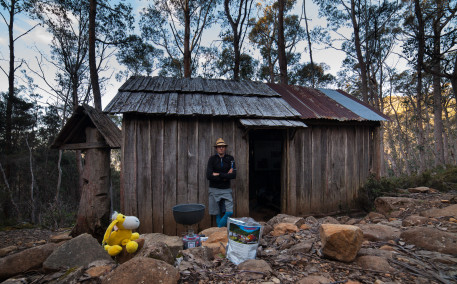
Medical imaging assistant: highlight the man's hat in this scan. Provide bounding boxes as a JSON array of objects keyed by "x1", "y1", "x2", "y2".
[{"x1": 214, "y1": 138, "x2": 228, "y2": 147}]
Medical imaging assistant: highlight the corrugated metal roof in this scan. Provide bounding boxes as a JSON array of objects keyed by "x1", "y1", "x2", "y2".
[
  {"x1": 268, "y1": 83, "x2": 388, "y2": 121},
  {"x1": 239, "y1": 119, "x2": 307, "y2": 128},
  {"x1": 319, "y1": 89, "x2": 389, "y2": 121}
]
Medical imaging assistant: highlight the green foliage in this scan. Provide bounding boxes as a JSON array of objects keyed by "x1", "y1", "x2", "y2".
[{"x1": 357, "y1": 166, "x2": 457, "y2": 212}]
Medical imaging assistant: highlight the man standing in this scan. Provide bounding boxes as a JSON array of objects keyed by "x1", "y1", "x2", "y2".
[{"x1": 206, "y1": 138, "x2": 236, "y2": 227}]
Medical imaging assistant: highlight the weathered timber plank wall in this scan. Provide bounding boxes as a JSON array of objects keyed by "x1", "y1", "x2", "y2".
[
  {"x1": 287, "y1": 125, "x2": 376, "y2": 215},
  {"x1": 121, "y1": 115, "x2": 248, "y2": 235}
]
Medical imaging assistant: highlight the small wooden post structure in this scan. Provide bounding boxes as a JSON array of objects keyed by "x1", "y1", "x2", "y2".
[{"x1": 51, "y1": 104, "x2": 122, "y2": 241}]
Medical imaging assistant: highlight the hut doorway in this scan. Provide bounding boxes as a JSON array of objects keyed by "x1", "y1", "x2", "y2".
[{"x1": 249, "y1": 129, "x2": 284, "y2": 221}]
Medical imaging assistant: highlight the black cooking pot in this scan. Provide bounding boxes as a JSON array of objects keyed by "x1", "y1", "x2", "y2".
[{"x1": 172, "y1": 203, "x2": 205, "y2": 225}]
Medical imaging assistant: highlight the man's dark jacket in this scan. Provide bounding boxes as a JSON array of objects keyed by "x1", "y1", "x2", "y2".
[{"x1": 206, "y1": 154, "x2": 236, "y2": 189}]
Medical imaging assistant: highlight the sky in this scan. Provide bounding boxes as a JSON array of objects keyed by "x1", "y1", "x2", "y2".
[{"x1": 0, "y1": 0, "x2": 349, "y2": 109}]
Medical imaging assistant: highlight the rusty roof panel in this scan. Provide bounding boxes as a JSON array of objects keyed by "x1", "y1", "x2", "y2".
[{"x1": 267, "y1": 83, "x2": 386, "y2": 121}]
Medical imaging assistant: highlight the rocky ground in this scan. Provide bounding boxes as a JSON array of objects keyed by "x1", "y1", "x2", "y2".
[{"x1": 0, "y1": 187, "x2": 456, "y2": 284}]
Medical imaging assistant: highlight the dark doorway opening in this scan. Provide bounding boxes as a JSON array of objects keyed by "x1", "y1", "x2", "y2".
[{"x1": 249, "y1": 129, "x2": 284, "y2": 222}]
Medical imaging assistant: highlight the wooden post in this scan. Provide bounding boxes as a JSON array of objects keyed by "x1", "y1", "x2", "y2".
[{"x1": 71, "y1": 127, "x2": 111, "y2": 242}]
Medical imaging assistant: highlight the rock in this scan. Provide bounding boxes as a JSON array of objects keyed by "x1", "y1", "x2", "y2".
[
  {"x1": 134, "y1": 238, "x2": 174, "y2": 264},
  {"x1": 260, "y1": 247, "x2": 279, "y2": 257},
  {"x1": 86, "y1": 265, "x2": 113, "y2": 278},
  {"x1": 1, "y1": 278, "x2": 28, "y2": 284},
  {"x1": 402, "y1": 215, "x2": 429, "y2": 227},
  {"x1": 319, "y1": 224, "x2": 363, "y2": 262},
  {"x1": 298, "y1": 275, "x2": 333, "y2": 284},
  {"x1": 365, "y1": 212, "x2": 386, "y2": 223},
  {"x1": 199, "y1": 227, "x2": 226, "y2": 237},
  {"x1": 300, "y1": 224, "x2": 311, "y2": 230},
  {"x1": 288, "y1": 240, "x2": 313, "y2": 254},
  {"x1": 374, "y1": 197, "x2": 418, "y2": 216},
  {"x1": 43, "y1": 233, "x2": 113, "y2": 272},
  {"x1": 0, "y1": 245, "x2": 18, "y2": 257},
  {"x1": 54, "y1": 267, "x2": 85, "y2": 283},
  {"x1": 202, "y1": 229, "x2": 228, "y2": 257},
  {"x1": 407, "y1": 186, "x2": 436, "y2": 193},
  {"x1": 357, "y1": 248, "x2": 394, "y2": 259},
  {"x1": 181, "y1": 246, "x2": 214, "y2": 267},
  {"x1": 271, "y1": 223, "x2": 299, "y2": 236},
  {"x1": 102, "y1": 257, "x2": 179, "y2": 284},
  {"x1": 305, "y1": 216, "x2": 319, "y2": 225},
  {"x1": 237, "y1": 259, "x2": 272, "y2": 280},
  {"x1": 261, "y1": 222, "x2": 274, "y2": 235},
  {"x1": 346, "y1": 218, "x2": 360, "y2": 225},
  {"x1": 319, "y1": 216, "x2": 340, "y2": 224},
  {"x1": 357, "y1": 255, "x2": 394, "y2": 272},
  {"x1": 267, "y1": 214, "x2": 306, "y2": 227},
  {"x1": 140, "y1": 233, "x2": 183, "y2": 258},
  {"x1": 49, "y1": 232, "x2": 72, "y2": 243},
  {"x1": 0, "y1": 243, "x2": 58, "y2": 281},
  {"x1": 420, "y1": 204, "x2": 457, "y2": 218},
  {"x1": 356, "y1": 224, "x2": 401, "y2": 241},
  {"x1": 400, "y1": 227, "x2": 457, "y2": 255},
  {"x1": 274, "y1": 234, "x2": 295, "y2": 250}
]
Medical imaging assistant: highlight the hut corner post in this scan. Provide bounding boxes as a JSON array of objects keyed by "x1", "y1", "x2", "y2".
[{"x1": 71, "y1": 127, "x2": 111, "y2": 242}]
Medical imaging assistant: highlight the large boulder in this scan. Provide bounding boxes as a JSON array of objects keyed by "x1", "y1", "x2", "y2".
[
  {"x1": 102, "y1": 257, "x2": 179, "y2": 284},
  {"x1": 356, "y1": 224, "x2": 401, "y2": 241},
  {"x1": 43, "y1": 233, "x2": 113, "y2": 271},
  {"x1": 134, "y1": 238, "x2": 174, "y2": 264},
  {"x1": 374, "y1": 197, "x2": 418, "y2": 216},
  {"x1": 400, "y1": 227, "x2": 457, "y2": 255},
  {"x1": 319, "y1": 224, "x2": 363, "y2": 262},
  {"x1": 0, "y1": 243, "x2": 58, "y2": 281},
  {"x1": 140, "y1": 233, "x2": 183, "y2": 258},
  {"x1": 420, "y1": 204, "x2": 457, "y2": 218}
]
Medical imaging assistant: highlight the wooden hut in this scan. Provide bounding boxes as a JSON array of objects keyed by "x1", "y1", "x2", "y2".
[{"x1": 104, "y1": 76, "x2": 388, "y2": 235}]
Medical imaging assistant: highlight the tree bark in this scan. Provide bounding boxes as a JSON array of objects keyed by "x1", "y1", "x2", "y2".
[
  {"x1": 5, "y1": 0, "x2": 16, "y2": 157},
  {"x1": 183, "y1": 0, "x2": 191, "y2": 78},
  {"x1": 303, "y1": 0, "x2": 315, "y2": 87},
  {"x1": 89, "y1": 0, "x2": 102, "y2": 110},
  {"x1": 70, "y1": 128, "x2": 111, "y2": 242},
  {"x1": 278, "y1": 0, "x2": 288, "y2": 84}
]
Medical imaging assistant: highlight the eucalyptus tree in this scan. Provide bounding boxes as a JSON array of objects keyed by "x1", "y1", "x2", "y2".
[
  {"x1": 221, "y1": 0, "x2": 255, "y2": 81},
  {"x1": 289, "y1": 62, "x2": 335, "y2": 87},
  {"x1": 140, "y1": 0, "x2": 218, "y2": 78},
  {"x1": 249, "y1": 0, "x2": 305, "y2": 83},
  {"x1": 313, "y1": 0, "x2": 401, "y2": 106}
]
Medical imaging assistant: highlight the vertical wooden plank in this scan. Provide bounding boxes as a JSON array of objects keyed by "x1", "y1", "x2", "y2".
[
  {"x1": 234, "y1": 122, "x2": 249, "y2": 217},
  {"x1": 198, "y1": 119, "x2": 211, "y2": 230},
  {"x1": 346, "y1": 126, "x2": 356, "y2": 209},
  {"x1": 296, "y1": 130, "x2": 306, "y2": 216},
  {"x1": 122, "y1": 117, "x2": 138, "y2": 217},
  {"x1": 137, "y1": 118, "x2": 152, "y2": 233},
  {"x1": 163, "y1": 119, "x2": 178, "y2": 236},
  {"x1": 311, "y1": 127, "x2": 322, "y2": 214},
  {"x1": 176, "y1": 119, "x2": 188, "y2": 235},
  {"x1": 187, "y1": 119, "x2": 199, "y2": 233},
  {"x1": 287, "y1": 130, "x2": 297, "y2": 215},
  {"x1": 302, "y1": 128, "x2": 312, "y2": 215},
  {"x1": 120, "y1": 118, "x2": 127, "y2": 212},
  {"x1": 151, "y1": 119, "x2": 164, "y2": 233}
]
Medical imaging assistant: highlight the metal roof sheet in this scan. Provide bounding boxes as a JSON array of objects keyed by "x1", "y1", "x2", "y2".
[
  {"x1": 268, "y1": 83, "x2": 388, "y2": 121},
  {"x1": 319, "y1": 89, "x2": 388, "y2": 121}
]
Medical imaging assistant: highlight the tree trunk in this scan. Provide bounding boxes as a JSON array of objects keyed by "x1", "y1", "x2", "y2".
[
  {"x1": 70, "y1": 127, "x2": 111, "y2": 242},
  {"x1": 183, "y1": 0, "x2": 191, "y2": 78},
  {"x1": 89, "y1": 0, "x2": 102, "y2": 110},
  {"x1": 278, "y1": 0, "x2": 287, "y2": 84},
  {"x1": 414, "y1": 0, "x2": 426, "y2": 172},
  {"x1": 432, "y1": 0, "x2": 445, "y2": 167},
  {"x1": 303, "y1": 0, "x2": 315, "y2": 87},
  {"x1": 350, "y1": 0, "x2": 368, "y2": 103},
  {"x1": 5, "y1": 0, "x2": 16, "y2": 157}
]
